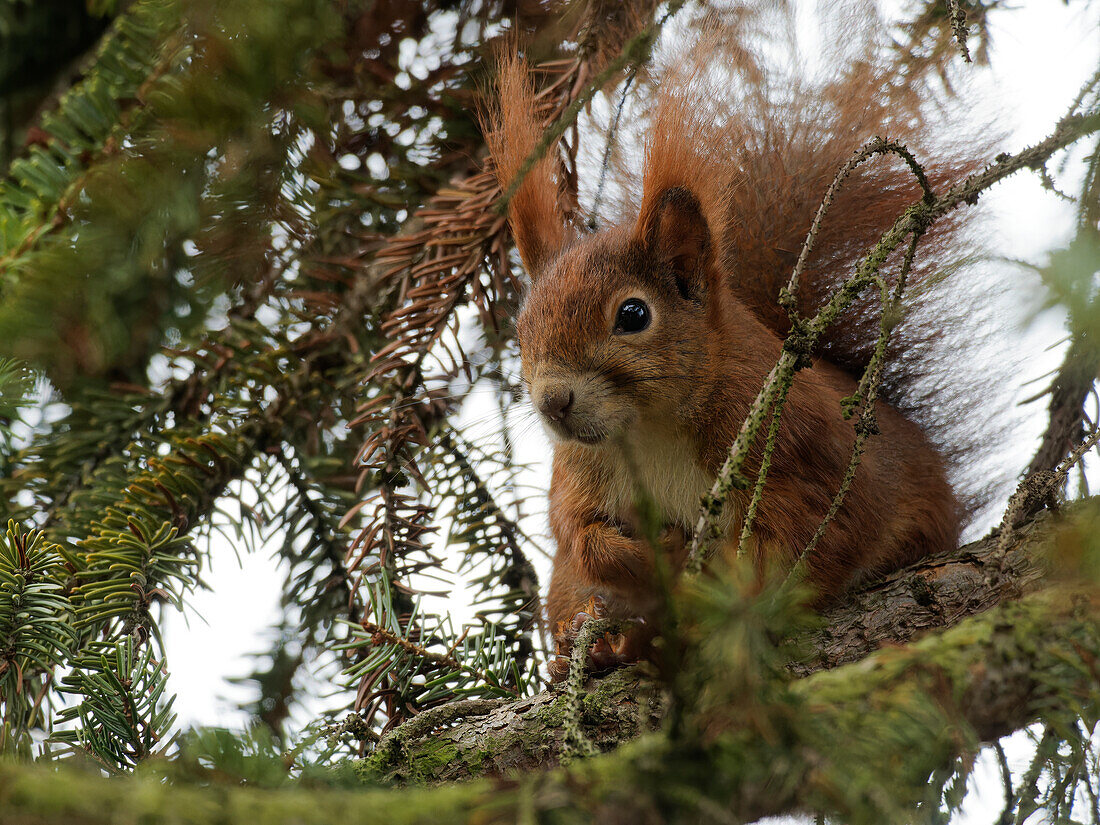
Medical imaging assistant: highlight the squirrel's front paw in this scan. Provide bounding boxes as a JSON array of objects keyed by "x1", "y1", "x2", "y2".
[{"x1": 548, "y1": 610, "x2": 641, "y2": 683}]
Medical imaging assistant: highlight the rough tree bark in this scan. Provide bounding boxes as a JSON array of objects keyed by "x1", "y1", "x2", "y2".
[
  {"x1": 361, "y1": 507, "x2": 1058, "y2": 783},
  {"x1": 2, "y1": 549, "x2": 1097, "y2": 823}
]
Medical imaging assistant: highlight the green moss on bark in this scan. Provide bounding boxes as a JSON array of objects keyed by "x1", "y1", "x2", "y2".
[{"x1": 3, "y1": 588, "x2": 1097, "y2": 825}]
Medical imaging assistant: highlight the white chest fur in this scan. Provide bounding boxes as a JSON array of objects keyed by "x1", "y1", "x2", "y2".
[{"x1": 601, "y1": 421, "x2": 714, "y2": 528}]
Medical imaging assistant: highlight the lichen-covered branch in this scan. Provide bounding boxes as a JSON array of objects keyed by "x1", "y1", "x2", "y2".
[
  {"x1": 2, "y1": 563, "x2": 1097, "y2": 825},
  {"x1": 362, "y1": 505, "x2": 1068, "y2": 782}
]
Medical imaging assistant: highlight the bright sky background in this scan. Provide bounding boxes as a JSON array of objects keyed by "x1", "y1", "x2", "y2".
[{"x1": 161, "y1": 1, "x2": 1100, "y2": 820}]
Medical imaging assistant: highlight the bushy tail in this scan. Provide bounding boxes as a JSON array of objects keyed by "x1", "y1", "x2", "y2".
[{"x1": 618, "y1": 13, "x2": 1000, "y2": 521}]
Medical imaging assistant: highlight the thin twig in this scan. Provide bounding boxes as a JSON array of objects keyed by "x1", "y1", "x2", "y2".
[
  {"x1": 736, "y1": 381, "x2": 791, "y2": 555},
  {"x1": 1012, "y1": 727, "x2": 1060, "y2": 825},
  {"x1": 359, "y1": 621, "x2": 517, "y2": 695},
  {"x1": 1066, "y1": 64, "x2": 1100, "y2": 119},
  {"x1": 559, "y1": 618, "x2": 615, "y2": 762},
  {"x1": 948, "y1": 0, "x2": 972, "y2": 64},
  {"x1": 995, "y1": 425, "x2": 1100, "y2": 557},
  {"x1": 1037, "y1": 161, "x2": 1076, "y2": 203},
  {"x1": 589, "y1": 71, "x2": 636, "y2": 230},
  {"x1": 689, "y1": 139, "x2": 938, "y2": 568},
  {"x1": 994, "y1": 742, "x2": 1014, "y2": 825},
  {"x1": 783, "y1": 137, "x2": 934, "y2": 305},
  {"x1": 789, "y1": 231, "x2": 923, "y2": 579}
]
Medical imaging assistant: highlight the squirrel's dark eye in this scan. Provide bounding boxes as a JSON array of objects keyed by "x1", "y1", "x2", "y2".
[{"x1": 613, "y1": 298, "x2": 651, "y2": 334}]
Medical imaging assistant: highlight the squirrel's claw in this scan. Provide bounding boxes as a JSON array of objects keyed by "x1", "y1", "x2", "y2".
[
  {"x1": 570, "y1": 611, "x2": 596, "y2": 632},
  {"x1": 548, "y1": 611, "x2": 643, "y2": 683}
]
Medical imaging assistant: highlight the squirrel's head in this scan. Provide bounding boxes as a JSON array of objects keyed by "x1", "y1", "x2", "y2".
[
  {"x1": 515, "y1": 188, "x2": 719, "y2": 445},
  {"x1": 484, "y1": 57, "x2": 725, "y2": 445}
]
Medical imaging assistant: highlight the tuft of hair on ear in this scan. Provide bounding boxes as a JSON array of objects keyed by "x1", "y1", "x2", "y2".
[
  {"x1": 479, "y1": 55, "x2": 572, "y2": 280},
  {"x1": 632, "y1": 61, "x2": 731, "y2": 300}
]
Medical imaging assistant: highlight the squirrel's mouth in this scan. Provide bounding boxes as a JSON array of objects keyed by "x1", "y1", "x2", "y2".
[
  {"x1": 530, "y1": 378, "x2": 626, "y2": 445},
  {"x1": 540, "y1": 416, "x2": 610, "y2": 446},
  {"x1": 574, "y1": 430, "x2": 608, "y2": 445}
]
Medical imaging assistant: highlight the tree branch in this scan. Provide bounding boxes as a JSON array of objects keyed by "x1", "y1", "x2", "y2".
[
  {"x1": 2, "y1": 543, "x2": 1097, "y2": 824},
  {"x1": 363, "y1": 505, "x2": 1068, "y2": 783}
]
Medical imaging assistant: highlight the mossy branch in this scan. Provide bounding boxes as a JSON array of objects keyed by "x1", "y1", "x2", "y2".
[
  {"x1": 2, "y1": 552, "x2": 1096, "y2": 824},
  {"x1": 359, "y1": 503, "x2": 1072, "y2": 784}
]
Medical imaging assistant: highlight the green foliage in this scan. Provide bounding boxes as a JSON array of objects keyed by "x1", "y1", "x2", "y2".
[
  {"x1": 51, "y1": 636, "x2": 176, "y2": 771},
  {"x1": 3, "y1": 574, "x2": 1096, "y2": 824},
  {"x1": 0, "y1": 0, "x2": 549, "y2": 768},
  {"x1": 0, "y1": 0, "x2": 179, "y2": 250},
  {"x1": 0, "y1": 357, "x2": 32, "y2": 463},
  {"x1": 1041, "y1": 217, "x2": 1100, "y2": 340},
  {"x1": 333, "y1": 425, "x2": 541, "y2": 725},
  {"x1": 168, "y1": 723, "x2": 373, "y2": 789},
  {"x1": 339, "y1": 599, "x2": 535, "y2": 713},
  {"x1": 0, "y1": 0, "x2": 116, "y2": 172},
  {"x1": 0, "y1": 522, "x2": 76, "y2": 756},
  {"x1": 436, "y1": 429, "x2": 539, "y2": 642},
  {"x1": 76, "y1": 512, "x2": 196, "y2": 635},
  {"x1": 0, "y1": 0, "x2": 342, "y2": 389},
  {"x1": 172, "y1": 725, "x2": 299, "y2": 787},
  {"x1": 0, "y1": 358, "x2": 32, "y2": 415}
]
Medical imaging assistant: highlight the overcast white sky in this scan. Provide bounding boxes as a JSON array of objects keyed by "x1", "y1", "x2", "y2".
[{"x1": 161, "y1": 2, "x2": 1100, "y2": 819}]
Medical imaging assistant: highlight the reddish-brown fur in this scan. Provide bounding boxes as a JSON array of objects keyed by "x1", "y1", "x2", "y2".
[{"x1": 483, "y1": 43, "x2": 977, "y2": 678}]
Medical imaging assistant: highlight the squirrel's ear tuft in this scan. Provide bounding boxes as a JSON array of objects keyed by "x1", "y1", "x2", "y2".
[
  {"x1": 480, "y1": 56, "x2": 571, "y2": 281},
  {"x1": 639, "y1": 187, "x2": 711, "y2": 300}
]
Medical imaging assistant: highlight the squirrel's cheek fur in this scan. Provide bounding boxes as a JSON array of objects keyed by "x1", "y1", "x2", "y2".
[{"x1": 516, "y1": 234, "x2": 709, "y2": 444}]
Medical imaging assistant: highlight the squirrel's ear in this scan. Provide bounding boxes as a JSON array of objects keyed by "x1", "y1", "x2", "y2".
[
  {"x1": 638, "y1": 187, "x2": 711, "y2": 300},
  {"x1": 481, "y1": 57, "x2": 571, "y2": 281}
]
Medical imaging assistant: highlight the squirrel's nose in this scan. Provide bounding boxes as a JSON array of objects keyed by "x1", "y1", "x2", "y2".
[{"x1": 538, "y1": 387, "x2": 574, "y2": 423}]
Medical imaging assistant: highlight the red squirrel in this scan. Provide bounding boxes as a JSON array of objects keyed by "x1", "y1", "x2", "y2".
[{"x1": 484, "y1": 49, "x2": 980, "y2": 680}]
